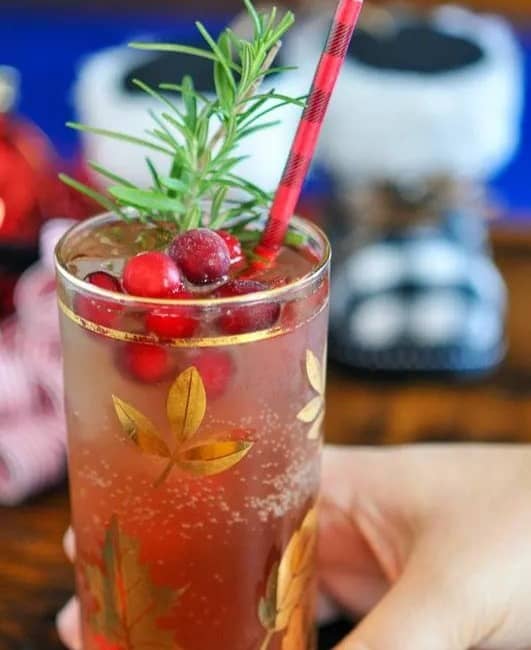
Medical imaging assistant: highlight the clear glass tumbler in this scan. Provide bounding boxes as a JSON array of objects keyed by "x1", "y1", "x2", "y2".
[{"x1": 55, "y1": 213, "x2": 330, "y2": 650}]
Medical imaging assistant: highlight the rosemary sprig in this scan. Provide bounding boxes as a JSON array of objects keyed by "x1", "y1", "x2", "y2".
[{"x1": 61, "y1": 0, "x2": 304, "y2": 235}]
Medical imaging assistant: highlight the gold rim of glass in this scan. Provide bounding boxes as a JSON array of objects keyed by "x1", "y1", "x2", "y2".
[{"x1": 55, "y1": 213, "x2": 331, "y2": 307}]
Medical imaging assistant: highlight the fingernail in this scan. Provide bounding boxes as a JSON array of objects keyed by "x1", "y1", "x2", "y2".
[
  {"x1": 56, "y1": 597, "x2": 82, "y2": 650},
  {"x1": 63, "y1": 528, "x2": 76, "y2": 562}
]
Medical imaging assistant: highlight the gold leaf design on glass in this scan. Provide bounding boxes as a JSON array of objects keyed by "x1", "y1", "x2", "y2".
[
  {"x1": 297, "y1": 349, "x2": 326, "y2": 440},
  {"x1": 167, "y1": 366, "x2": 206, "y2": 444},
  {"x1": 258, "y1": 506, "x2": 318, "y2": 650},
  {"x1": 112, "y1": 366, "x2": 253, "y2": 486},
  {"x1": 83, "y1": 515, "x2": 185, "y2": 650},
  {"x1": 178, "y1": 440, "x2": 253, "y2": 476},
  {"x1": 112, "y1": 397, "x2": 171, "y2": 458}
]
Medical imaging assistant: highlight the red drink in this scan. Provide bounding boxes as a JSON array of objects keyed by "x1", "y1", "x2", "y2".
[{"x1": 55, "y1": 214, "x2": 330, "y2": 650}]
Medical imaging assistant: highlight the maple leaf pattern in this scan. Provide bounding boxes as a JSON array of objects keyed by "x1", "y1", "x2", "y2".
[
  {"x1": 84, "y1": 515, "x2": 185, "y2": 650},
  {"x1": 258, "y1": 506, "x2": 318, "y2": 650},
  {"x1": 297, "y1": 349, "x2": 326, "y2": 440},
  {"x1": 112, "y1": 366, "x2": 253, "y2": 486}
]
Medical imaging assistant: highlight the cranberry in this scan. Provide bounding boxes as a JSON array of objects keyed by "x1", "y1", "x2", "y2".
[
  {"x1": 216, "y1": 230, "x2": 244, "y2": 265},
  {"x1": 266, "y1": 274, "x2": 290, "y2": 289},
  {"x1": 281, "y1": 300, "x2": 299, "y2": 329},
  {"x1": 193, "y1": 350, "x2": 234, "y2": 399},
  {"x1": 146, "y1": 291, "x2": 198, "y2": 339},
  {"x1": 216, "y1": 280, "x2": 280, "y2": 335},
  {"x1": 86, "y1": 271, "x2": 122, "y2": 293},
  {"x1": 169, "y1": 229, "x2": 230, "y2": 285},
  {"x1": 123, "y1": 252, "x2": 182, "y2": 298},
  {"x1": 300, "y1": 244, "x2": 322, "y2": 265},
  {"x1": 75, "y1": 271, "x2": 123, "y2": 328},
  {"x1": 121, "y1": 343, "x2": 170, "y2": 383}
]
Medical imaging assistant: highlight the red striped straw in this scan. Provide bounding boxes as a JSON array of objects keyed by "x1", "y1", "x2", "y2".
[{"x1": 256, "y1": 0, "x2": 364, "y2": 260}]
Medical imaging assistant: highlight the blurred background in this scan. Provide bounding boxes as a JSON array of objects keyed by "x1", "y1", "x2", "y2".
[
  {"x1": 0, "y1": 0, "x2": 528, "y2": 215},
  {"x1": 0, "y1": 0, "x2": 529, "y2": 645}
]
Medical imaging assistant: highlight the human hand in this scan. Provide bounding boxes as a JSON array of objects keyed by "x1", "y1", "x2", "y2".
[
  {"x1": 56, "y1": 528, "x2": 81, "y2": 650},
  {"x1": 57, "y1": 444, "x2": 531, "y2": 650},
  {"x1": 319, "y1": 444, "x2": 531, "y2": 649}
]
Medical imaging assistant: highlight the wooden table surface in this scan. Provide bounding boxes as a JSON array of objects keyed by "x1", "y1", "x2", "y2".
[{"x1": 1, "y1": 227, "x2": 529, "y2": 650}]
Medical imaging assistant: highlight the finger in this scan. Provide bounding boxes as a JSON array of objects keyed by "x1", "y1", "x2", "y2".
[
  {"x1": 321, "y1": 569, "x2": 388, "y2": 616},
  {"x1": 56, "y1": 597, "x2": 82, "y2": 650},
  {"x1": 322, "y1": 445, "x2": 428, "y2": 517},
  {"x1": 321, "y1": 446, "x2": 419, "y2": 587},
  {"x1": 333, "y1": 550, "x2": 471, "y2": 650},
  {"x1": 63, "y1": 528, "x2": 76, "y2": 563}
]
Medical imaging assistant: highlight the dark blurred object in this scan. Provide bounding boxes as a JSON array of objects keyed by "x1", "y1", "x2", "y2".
[
  {"x1": 319, "y1": 619, "x2": 355, "y2": 648},
  {"x1": 0, "y1": 66, "x2": 97, "y2": 318},
  {"x1": 328, "y1": 182, "x2": 507, "y2": 376}
]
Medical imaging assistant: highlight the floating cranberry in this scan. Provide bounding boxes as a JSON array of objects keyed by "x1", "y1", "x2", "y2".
[
  {"x1": 75, "y1": 271, "x2": 123, "y2": 328},
  {"x1": 216, "y1": 230, "x2": 244, "y2": 265},
  {"x1": 300, "y1": 244, "x2": 322, "y2": 265},
  {"x1": 146, "y1": 291, "x2": 198, "y2": 339},
  {"x1": 169, "y1": 229, "x2": 230, "y2": 285},
  {"x1": 86, "y1": 271, "x2": 122, "y2": 293},
  {"x1": 121, "y1": 343, "x2": 170, "y2": 383},
  {"x1": 266, "y1": 274, "x2": 291, "y2": 289},
  {"x1": 193, "y1": 349, "x2": 234, "y2": 399},
  {"x1": 123, "y1": 252, "x2": 182, "y2": 298},
  {"x1": 281, "y1": 300, "x2": 299, "y2": 330},
  {"x1": 216, "y1": 280, "x2": 280, "y2": 335}
]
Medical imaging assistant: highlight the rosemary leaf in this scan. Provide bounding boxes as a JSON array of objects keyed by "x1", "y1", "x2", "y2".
[
  {"x1": 264, "y1": 65, "x2": 298, "y2": 75},
  {"x1": 210, "y1": 186, "x2": 229, "y2": 227},
  {"x1": 129, "y1": 42, "x2": 241, "y2": 73},
  {"x1": 132, "y1": 78, "x2": 182, "y2": 118},
  {"x1": 225, "y1": 173, "x2": 272, "y2": 200},
  {"x1": 195, "y1": 22, "x2": 236, "y2": 90},
  {"x1": 243, "y1": 0, "x2": 263, "y2": 37},
  {"x1": 284, "y1": 230, "x2": 309, "y2": 248},
  {"x1": 181, "y1": 76, "x2": 198, "y2": 132},
  {"x1": 59, "y1": 173, "x2": 123, "y2": 215},
  {"x1": 159, "y1": 83, "x2": 210, "y2": 105},
  {"x1": 160, "y1": 112, "x2": 195, "y2": 144},
  {"x1": 159, "y1": 176, "x2": 189, "y2": 192},
  {"x1": 146, "y1": 158, "x2": 163, "y2": 191},
  {"x1": 66, "y1": 122, "x2": 174, "y2": 156},
  {"x1": 239, "y1": 120, "x2": 281, "y2": 140},
  {"x1": 87, "y1": 161, "x2": 137, "y2": 188},
  {"x1": 109, "y1": 186, "x2": 186, "y2": 213}
]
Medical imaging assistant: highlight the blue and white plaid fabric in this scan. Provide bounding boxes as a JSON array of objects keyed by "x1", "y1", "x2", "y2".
[{"x1": 330, "y1": 214, "x2": 506, "y2": 373}]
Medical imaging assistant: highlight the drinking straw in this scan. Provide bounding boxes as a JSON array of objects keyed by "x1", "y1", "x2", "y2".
[{"x1": 255, "y1": 0, "x2": 364, "y2": 260}]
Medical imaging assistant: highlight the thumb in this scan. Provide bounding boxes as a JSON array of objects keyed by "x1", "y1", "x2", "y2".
[{"x1": 334, "y1": 550, "x2": 471, "y2": 650}]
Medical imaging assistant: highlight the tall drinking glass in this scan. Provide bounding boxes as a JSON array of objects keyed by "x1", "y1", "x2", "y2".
[{"x1": 55, "y1": 213, "x2": 330, "y2": 650}]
